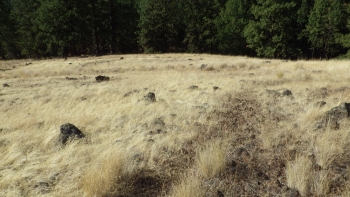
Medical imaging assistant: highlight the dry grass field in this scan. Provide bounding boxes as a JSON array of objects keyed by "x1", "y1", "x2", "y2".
[{"x1": 1, "y1": 54, "x2": 350, "y2": 196}]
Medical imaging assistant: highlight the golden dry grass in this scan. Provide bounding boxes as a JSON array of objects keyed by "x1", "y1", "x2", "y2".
[{"x1": 1, "y1": 54, "x2": 350, "y2": 196}]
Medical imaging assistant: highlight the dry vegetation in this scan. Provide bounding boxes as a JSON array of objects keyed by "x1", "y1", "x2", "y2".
[{"x1": 1, "y1": 54, "x2": 350, "y2": 196}]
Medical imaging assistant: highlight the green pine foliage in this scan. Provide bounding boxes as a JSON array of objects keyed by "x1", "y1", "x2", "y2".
[
  {"x1": 244, "y1": 0, "x2": 301, "y2": 59},
  {"x1": 305, "y1": 0, "x2": 347, "y2": 59},
  {"x1": 0, "y1": 0, "x2": 349, "y2": 59},
  {"x1": 215, "y1": 0, "x2": 255, "y2": 55},
  {"x1": 182, "y1": 0, "x2": 221, "y2": 53}
]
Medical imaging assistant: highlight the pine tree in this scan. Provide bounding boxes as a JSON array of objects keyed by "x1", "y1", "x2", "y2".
[
  {"x1": 215, "y1": 0, "x2": 255, "y2": 55},
  {"x1": 0, "y1": 0, "x2": 19, "y2": 59},
  {"x1": 10, "y1": 0, "x2": 43, "y2": 58},
  {"x1": 138, "y1": 0, "x2": 180, "y2": 53},
  {"x1": 305, "y1": 0, "x2": 346, "y2": 59},
  {"x1": 244, "y1": 0, "x2": 301, "y2": 59},
  {"x1": 182, "y1": 0, "x2": 221, "y2": 53}
]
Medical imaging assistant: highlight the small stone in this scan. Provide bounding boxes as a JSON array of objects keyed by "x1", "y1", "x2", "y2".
[
  {"x1": 95, "y1": 75, "x2": 110, "y2": 82},
  {"x1": 213, "y1": 86, "x2": 219, "y2": 90},
  {"x1": 59, "y1": 123, "x2": 85, "y2": 144},
  {"x1": 3, "y1": 84, "x2": 10, "y2": 87},
  {"x1": 314, "y1": 101, "x2": 326, "y2": 107},
  {"x1": 189, "y1": 85, "x2": 198, "y2": 90},
  {"x1": 120, "y1": 57, "x2": 124, "y2": 60},
  {"x1": 143, "y1": 92, "x2": 156, "y2": 103},
  {"x1": 66, "y1": 77, "x2": 77, "y2": 80},
  {"x1": 318, "y1": 102, "x2": 350, "y2": 130},
  {"x1": 266, "y1": 88, "x2": 292, "y2": 97},
  {"x1": 285, "y1": 188, "x2": 300, "y2": 197}
]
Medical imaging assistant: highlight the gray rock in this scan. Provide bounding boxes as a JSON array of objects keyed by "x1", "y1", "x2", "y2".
[
  {"x1": 314, "y1": 101, "x2": 326, "y2": 108},
  {"x1": 66, "y1": 77, "x2": 77, "y2": 80},
  {"x1": 200, "y1": 64, "x2": 207, "y2": 70},
  {"x1": 143, "y1": 92, "x2": 156, "y2": 103},
  {"x1": 266, "y1": 88, "x2": 292, "y2": 97},
  {"x1": 153, "y1": 118, "x2": 165, "y2": 127},
  {"x1": 189, "y1": 85, "x2": 199, "y2": 90},
  {"x1": 3, "y1": 83, "x2": 10, "y2": 87},
  {"x1": 325, "y1": 103, "x2": 350, "y2": 129},
  {"x1": 285, "y1": 188, "x2": 300, "y2": 197},
  {"x1": 316, "y1": 102, "x2": 350, "y2": 130},
  {"x1": 95, "y1": 75, "x2": 110, "y2": 82},
  {"x1": 213, "y1": 86, "x2": 219, "y2": 90},
  {"x1": 59, "y1": 123, "x2": 85, "y2": 144}
]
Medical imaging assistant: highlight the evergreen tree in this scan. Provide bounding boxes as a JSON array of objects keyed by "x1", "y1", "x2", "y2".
[
  {"x1": 215, "y1": 0, "x2": 255, "y2": 55},
  {"x1": 111, "y1": 0, "x2": 139, "y2": 53},
  {"x1": 182, "y1": 0, "x2": 221, "y2": 53},
  {"x1": 296, "y1": 0, "x2": 314, "y2": 58},
  {"x1": 244, "y1": 0, "x2": 301, "y2": 59},
  {"x1": 138, "y1": 0, "x2": 181, "y2": 53},
  {"x1": 337, "y1": 3, "x2": 350, "y2": 58},
  {"x1": 10, "y1": 0, "x2": 44, "y2": 58},
  {"x1": 305, "y1": 0, "x2": 346, "y2": 59},
  {"x1": 0, "y1": 0, "x2": 19, "y2": 59}
]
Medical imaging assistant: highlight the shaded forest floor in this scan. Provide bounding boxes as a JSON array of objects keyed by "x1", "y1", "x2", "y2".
[{"x1": 1, "y1": 54, "x2": 350, "y2": 196}]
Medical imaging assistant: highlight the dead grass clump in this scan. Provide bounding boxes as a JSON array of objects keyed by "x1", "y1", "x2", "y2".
[
  {"x1": 286, "y1": 155, "x2": 312, "y2": 196},
  {"x1": 219, "y1": 63, "x2": 228, "y2": 69},
  {"x1": 169, "y1": 171, "x2": 203, "y2": 197},
  {"x1": 276, "y1": 72, "x2": 284, "y2": 79},
  {"x1": 203, "y1": 65, "x2": 214, "y2": 71},
  {"x1": 314, "y1": 130, "x2": 346, "y2": 168},
  {"x1": 196, "y1": 140, "x2": 226, "y2": 179},
  {"x1": 81, "y1": 151, "x2": 126, "y2": 196},
  {"x1": 310, "y1": 170, "x2": 330, "y2": 196},
  {"x1": 166, "y1": 65, "x2": 175, "y2": 69},
  {"x1": 237, "y1": 62, "x2": 246, "y2": 69},
  {"x1": 81, "y1": 149, "x2": 170, "y2": 197}
]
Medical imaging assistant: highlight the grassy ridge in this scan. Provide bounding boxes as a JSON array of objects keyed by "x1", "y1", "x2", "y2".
[{"x1": 1, "y1": 54, "x2": 350, "y2": 196}]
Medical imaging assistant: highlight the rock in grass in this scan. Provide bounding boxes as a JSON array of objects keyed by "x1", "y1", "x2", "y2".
[
  {"x1": 316, "y1": 102, "x2": 350, "y2": 130},
  {"x1": 189, "y1": 85, "x2": 199, "y2": 90},
  {"x1": 143, "y1": 92, "x2": 156, "y2": 103},
  {"x1": 59, "y1": 123, "x2": 85, "y2": 144},
  {"x1": 95, "y1": 75, "x2": 110, "y2": 82},
  {"x1": 266, "y1": 88, "x2": 292, "y2": 97},
  {"x1": 66, "y1": 77, "x2": 77, "y2": 80},
  {"x1": 314, "y1": 101, "x2": 326, "y2": 108}
]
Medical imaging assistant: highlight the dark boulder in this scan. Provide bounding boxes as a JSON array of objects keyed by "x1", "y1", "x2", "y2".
[
  {"x1": 285, "y1": 188, "x2": 300, "y2": 197},
  {"x1": 316, "y1": 102, "x2": 350, "y2": 130},
  {"x1": 314, "y1": 101, "x2": 326, "y2": 108},
  {"x1": 59, "y1": 123, "x2": 85, "y2": 144},
  {"x1": 143, "y1": 92, "x2": 156, "y2": 103},
  {"x1": 189, "y1": 85, "x2": 199, "y2": 90},
  {"x1": 266, "y1": 88, "x2": 292, "y2": 97},
  {"x1": 95, "y1": 75, "x2": 110, "y2": 82},
  {"x1": 200, "y1": 64, "x2": 207, "y2": 70},
  {"x1": 66, "y1": 77, "x2": 77, "y2": 80},
  {"x1": 3, "y1": 84, "x2": 10, "y2": 87}
]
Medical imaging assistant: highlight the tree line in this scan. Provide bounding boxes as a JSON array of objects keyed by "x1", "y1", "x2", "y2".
[{"x1": 0, "y1": 0, "x2": 349, "y2": 60}]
